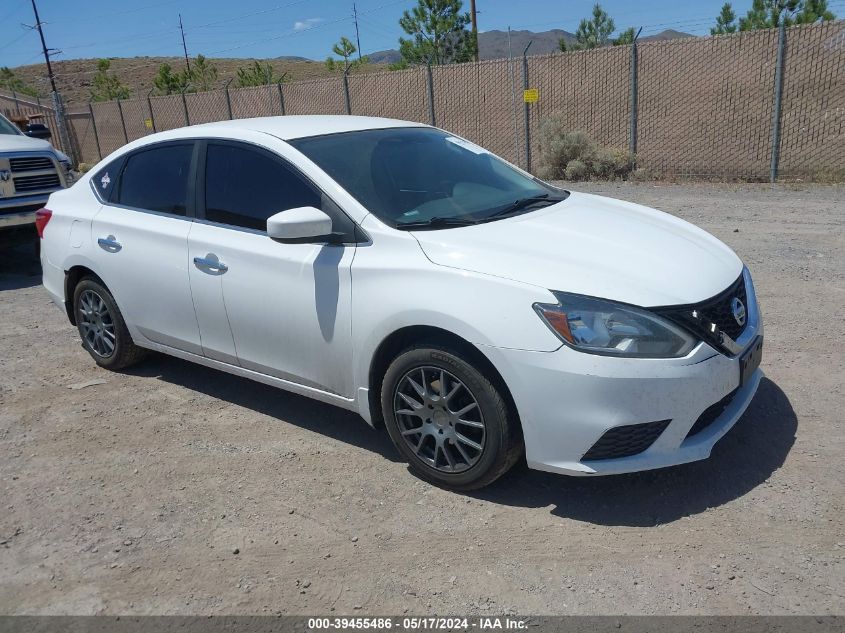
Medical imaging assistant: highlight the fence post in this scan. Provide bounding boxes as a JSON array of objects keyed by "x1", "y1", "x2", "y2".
[
  {"x1": 147, "y1": 88, "x2": 157, "y2": 133},
  {"x1": 629, "y1": 28, "x2": 642, "y2": 161},
  {"x1": 224, "y1": 79, "x2": 234, "y2": 120},
  {"x1": 11, "y1": 89, "x2": 19, "y2": 114},
  {"x1": 277, "y1": 82, "x2": 286, "y2": 115},
  {"x1": 426, "y1": 61, "x2": 436, "y2": 126},
  {"x1": 88, "y1": 102, "x2": 102, "y2": 161},
  {"x1": 770, "y1": 22, "x2": 786, "y2": 184},
  {"x1": 522, "y1": 42, "x2": 533, "y2": 174},
  {"x1": 51, "y1": 92, "x2": 77, "y2": 164},
  {"x1": 116, "y1": 98, "x2": 129, "y2": 144},
  {"x1": 343, "y1": 69, "x2": 352, "y2": 115}
]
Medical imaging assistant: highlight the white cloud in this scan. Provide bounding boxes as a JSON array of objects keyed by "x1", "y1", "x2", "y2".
[{"x1": 293, "y1": 17, "x2": 323, "y2": 31}]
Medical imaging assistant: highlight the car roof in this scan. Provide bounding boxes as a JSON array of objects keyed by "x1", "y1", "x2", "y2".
[{"x1": 184, "y1": 115, "x2": 429, "y2": 141}]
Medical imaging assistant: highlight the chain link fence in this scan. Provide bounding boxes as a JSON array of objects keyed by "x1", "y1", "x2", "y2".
[{"x1": 2, "y1": 21, "x2": 842, "y2": 180}]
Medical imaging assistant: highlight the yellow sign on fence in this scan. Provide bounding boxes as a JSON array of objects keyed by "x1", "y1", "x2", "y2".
[
  {"x1": 523, "y1": 88, "x2": 539, "y2": 103},
  {"x1": 144, "y1": 118, "x2": 153, "y2": 130}
]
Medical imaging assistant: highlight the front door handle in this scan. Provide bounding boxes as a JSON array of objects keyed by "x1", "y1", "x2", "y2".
[
  {"x1": 193, "y1": 255, "x2": 228, "y2": 274},
  {"x1": 97, "y1": 236, "x2": 122, "y2": 252}
]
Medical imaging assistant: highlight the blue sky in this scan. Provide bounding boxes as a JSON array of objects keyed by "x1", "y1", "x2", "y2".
[{"x1": 1, "y1": 0, "x2": 834, "y2": 68}]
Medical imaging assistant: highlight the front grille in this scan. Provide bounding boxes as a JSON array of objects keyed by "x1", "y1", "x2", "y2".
[
  {"x1": 10, "y1": 156, "x2": 53, "y2": 172},
  {"x1": 13, "y1": 173, "x2": 61, "y2": 193},
  {"x1": 582, "y1": 419, "x2": 671, "y2": 461},
  {"x1": 686, "y1": 389, "x2": 738, "y2": 439},
  {"x1": 655, "y1": 274, "x2": 748, "y2": 354}
]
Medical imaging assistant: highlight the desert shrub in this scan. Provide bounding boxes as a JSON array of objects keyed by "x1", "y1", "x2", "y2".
[
  {"x1": 538, "y1": 117, "x2": 635, "y2": 181},
  {"x1": 591, "y1": 147, "x2": 631, "y2": 180},
  {"x1": 564, "y1": 159, "x2": 589, "y2": 181}
]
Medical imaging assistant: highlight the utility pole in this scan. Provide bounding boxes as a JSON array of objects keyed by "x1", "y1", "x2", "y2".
[
  {"x1": 29, "y1": 0, "x2": 74, "y2": 163},
  {"x1": 30, "y1": 0, "x2": 58, "y2": 93},
  {"x1": 179, "y1": 14, "x2": 191, "y2": 74},
  {"x1": 352, "y1": 3, "x2": 362, "y2": 61},
  {"x1": 470, "y1": 0, "x2": 479, "y2": 62}
]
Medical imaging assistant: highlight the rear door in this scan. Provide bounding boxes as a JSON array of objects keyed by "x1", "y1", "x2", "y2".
[
  {"x1": 91, "y1": 141, "x2": 202, "y2": 354},
  {"x1": 187, "y1": 140, "x2": 357, "y2": 396}
]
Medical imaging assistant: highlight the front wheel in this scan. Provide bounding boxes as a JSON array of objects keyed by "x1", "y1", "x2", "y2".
[{"x1": 381, "y1": 344, "x2": 522, "y2": 490}]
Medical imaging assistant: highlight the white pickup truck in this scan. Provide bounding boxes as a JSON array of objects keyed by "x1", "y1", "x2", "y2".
[{"x1": 0, "y1": 111, "x2": 73, "y2": 232}]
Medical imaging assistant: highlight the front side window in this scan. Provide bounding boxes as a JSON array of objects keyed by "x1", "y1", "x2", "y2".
[
  {"x1": 117, "y1": 144, "x2": 193, "y2": 215},
  {"x1": 290, "y1": 127, "x2": 567, "y2": 229},
  {"x1": 204, "y1": 143, "x2": 320, "y2": 231}
]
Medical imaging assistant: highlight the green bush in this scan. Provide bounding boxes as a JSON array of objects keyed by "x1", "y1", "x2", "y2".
[
  {"x1": 564, "y1": 159, "x2": 588, "y2": 181},
  {"x1": 538, "y1": 118, "x2": 635, "y2": 181}
]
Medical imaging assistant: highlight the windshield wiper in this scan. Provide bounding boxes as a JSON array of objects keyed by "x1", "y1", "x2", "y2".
[
  {"x1": 484, "y1": 194, "x2": 559, "y2": 221},
  {"x1": 394, "y1": 216, "x2": 479, "y2": 230}
]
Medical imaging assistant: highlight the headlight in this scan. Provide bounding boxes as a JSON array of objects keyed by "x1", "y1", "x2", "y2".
[{"x1": 534, "y1": 292, "x2": 696, "y2": 358}]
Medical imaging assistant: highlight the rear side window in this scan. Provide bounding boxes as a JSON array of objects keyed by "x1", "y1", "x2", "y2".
[
  {"x1": 92, "y1": 158, "x2": 123, "y2": 203},
  {"x1": 117, "y1": 144, "x2": 193, "y2": 215},
  {"x1": 204, "y1": 143, "x2": 320, "y2": 231}
]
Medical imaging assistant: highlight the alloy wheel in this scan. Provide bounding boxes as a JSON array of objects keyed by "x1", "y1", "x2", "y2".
[
  {"x1": 393, "y1": 366, "x2": 486, "y2": 473},
  {"x1": 78, "y1": 289, "x2": 116, "y2": 357}
]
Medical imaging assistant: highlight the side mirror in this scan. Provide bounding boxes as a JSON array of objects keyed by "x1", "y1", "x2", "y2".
[{"x1": 266, "y1": 207, "x2": 335, "y2": 244}]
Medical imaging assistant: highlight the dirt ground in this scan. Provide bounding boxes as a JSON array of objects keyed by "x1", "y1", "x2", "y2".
[{"x1": 0, "y1": 183, "x2": 842, "y2": 616}]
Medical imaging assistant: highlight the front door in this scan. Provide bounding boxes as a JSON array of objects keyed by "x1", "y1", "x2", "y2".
[{"x1": 187, "y1": 141, "x2": 356, "y2": 397}]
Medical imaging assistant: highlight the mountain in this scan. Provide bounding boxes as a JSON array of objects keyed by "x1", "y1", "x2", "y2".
[
  {"x1": 367, "y1": 49, "x2": 403, "y2": 64},
  {"x1": 479, "y1": 29, "x2": 576, "y2": 59},
  {"x1": 366, "y1": 28, "x2": 695, "y2": 63},
  {"x1": 639, "y1": 29, "x2": 696, "y2": 42}
]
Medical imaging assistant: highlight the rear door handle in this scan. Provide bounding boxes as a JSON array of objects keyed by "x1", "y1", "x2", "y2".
[
  {"x1": 97, "y1": 236, "x2": 121, "y2": 252},
  {"x1": 193, "y1": 255, "x2": 228, "y2": 273}
]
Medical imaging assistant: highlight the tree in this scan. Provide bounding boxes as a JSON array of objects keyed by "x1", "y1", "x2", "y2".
[
  {"x1": 236, "y1": 61, "x2": 280, "y2": 87},
  {"x1": 558, "y1": 38, "x2": 568, "y2": 52},
  {"x1": 90, "y1": 58, "x2": 130, "y2": 102},
  {"x1": 711, "y1": 3, "x2": 738, "y2": 34},
  {"x1": 397, "y1": 0, "x2": 476, "y2": 66},
  {"x1": 190, "y1": 54, "x2": 218, "y2": 92},
  {"x1": 325, "y1": 36, "x2": 368, "y2": 72},
  {"x1": 574, "y1": 3, "x2": 615, "y2": 49},
  {"x1": 0, "y1": 67, "x2": 38, "y2": 97},
  {"x1": 613, "y1": 27, "x2": 636, "y2": 45},
  {"x1": 738, "y1": 0, "x2": 835, "y2": 30},
  {"x1": 153, "y1": 63, "x2": 190, "y2": 95}
]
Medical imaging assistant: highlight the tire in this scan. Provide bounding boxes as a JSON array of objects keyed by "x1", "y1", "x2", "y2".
[
  {"x1": 381, "y1": 343, "x2": 523, "y2": 490},
  {"x1": 73, "y1": 277, "x2": 147, "y2": 370}
]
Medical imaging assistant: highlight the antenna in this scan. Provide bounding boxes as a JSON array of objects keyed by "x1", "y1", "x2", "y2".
[{"x1": 179, "y1": 13, "x2": 191, "y2": 74}]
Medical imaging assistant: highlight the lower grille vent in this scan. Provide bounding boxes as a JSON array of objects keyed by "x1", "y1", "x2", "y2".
[
  {"x1": 686, "y1": 390, "x2": 738, "y2": 439},
  {"x1": 582, "y1": 419, "x2": 671, "y2": 461}
]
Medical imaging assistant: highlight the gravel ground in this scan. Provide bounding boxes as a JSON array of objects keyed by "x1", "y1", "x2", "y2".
[{"x1": 0, "y1": 183, "x2": 842, "y2": 616}]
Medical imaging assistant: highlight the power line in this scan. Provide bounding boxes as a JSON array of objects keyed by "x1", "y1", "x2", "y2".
[{"x1": 0, "y1": 28, "x2": 34, "y2": 53}]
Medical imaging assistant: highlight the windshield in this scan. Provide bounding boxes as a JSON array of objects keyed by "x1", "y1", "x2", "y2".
[
  {"x1": 290, "y1": 127, "x2": 567, "y2": 228},
  {"x1": 0, "y1": 114, "x2": 22, "y2": 136}
]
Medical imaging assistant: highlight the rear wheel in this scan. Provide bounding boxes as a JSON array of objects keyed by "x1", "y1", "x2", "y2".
[
  {"x1": 381, "y1": 343, "x2": 522, "y2": 490},
  {"x1": 73, "y1": 277, "x2": 146, "y2": 370}
]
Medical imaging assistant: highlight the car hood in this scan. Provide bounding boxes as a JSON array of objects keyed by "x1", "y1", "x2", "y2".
[
  {"x1": 0, "y1": 133, "x2": 56, "y2": 153},
  {"x1": 411, "y1": 191, "x2": 743, "y2": 307}
]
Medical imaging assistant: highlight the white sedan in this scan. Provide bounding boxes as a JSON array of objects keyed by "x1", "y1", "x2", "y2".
[{"x1": 38, "y1": 116, "x2": 763, "y2": 490}]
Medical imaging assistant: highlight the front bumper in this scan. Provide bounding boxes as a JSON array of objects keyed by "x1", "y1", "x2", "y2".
[
  {"x1": 0, "y1": 194, "x2": 50, "y2": 228},
  {"x1": 480, "y1": 271, "x2": 764, "y2": 477}
]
